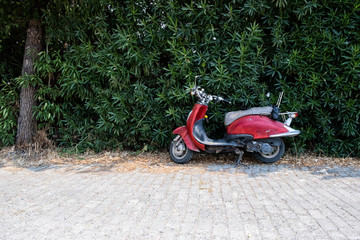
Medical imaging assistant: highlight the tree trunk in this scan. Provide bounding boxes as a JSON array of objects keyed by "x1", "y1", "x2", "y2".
[{"x1": 15, "y1": 19, "x2": 43, "y2": 148}]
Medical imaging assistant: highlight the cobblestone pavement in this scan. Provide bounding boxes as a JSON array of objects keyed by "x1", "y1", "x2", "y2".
[{"x1": 0, "y1": 163, "x2": 359, "y2": 240}]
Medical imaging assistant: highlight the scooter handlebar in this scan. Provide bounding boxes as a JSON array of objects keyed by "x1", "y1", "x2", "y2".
[
  {"x1": 191, "y1": 86, "x2": 231, "y2": 104},
  {"x1": 223, "y1": 99, "x2": 232, "y2": 104},
  {"x1": 216, "y1": 96, "x2": 231, "y2": 104}
]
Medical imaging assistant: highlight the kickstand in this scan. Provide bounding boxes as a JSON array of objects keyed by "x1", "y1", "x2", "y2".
[{"x1": 235, "y1": 150, "x2": 245, "y2": 166}]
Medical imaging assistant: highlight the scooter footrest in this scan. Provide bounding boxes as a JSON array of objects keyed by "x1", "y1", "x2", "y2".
[{"x1": 193, "y1": 119, "x2": 241, "y2": 147}]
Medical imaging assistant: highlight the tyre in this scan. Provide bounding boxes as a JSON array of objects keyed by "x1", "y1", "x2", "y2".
[
  {"x1": 254, "y1": 139, "x2": 285, "y2": 163},
  {"x1": 169, "y1": 136, "x2": 193, "y2": 164}
]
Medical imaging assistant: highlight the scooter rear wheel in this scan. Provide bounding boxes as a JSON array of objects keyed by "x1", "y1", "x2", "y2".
[
  {"x1": 170, "y1": 136, "x2": 193, "y2": 164},
  {"x1": 254, "y1": 139, "x2": 285, "y2": 163}
]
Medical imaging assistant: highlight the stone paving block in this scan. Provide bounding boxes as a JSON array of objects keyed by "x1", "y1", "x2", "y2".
[{"x1": 0, "y1": 165, "x2": 360, "y2": 239}]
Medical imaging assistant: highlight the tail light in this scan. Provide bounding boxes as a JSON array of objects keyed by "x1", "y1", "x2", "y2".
[
  {"x1": 284, "y1": 112, "x2": 298, "y2": 126},
  {"x1": 290, "y1": 113, "x2": 298, "y2": 118}
]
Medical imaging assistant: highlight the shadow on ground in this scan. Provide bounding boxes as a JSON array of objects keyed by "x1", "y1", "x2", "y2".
[{"x1": 205, "y1": 163, "x2": 360, "y2": 179}]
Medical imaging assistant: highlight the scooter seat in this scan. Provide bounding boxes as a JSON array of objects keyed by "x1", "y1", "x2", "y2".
[{"x1": 224, "y1": 106, "x2": 273, "y2": 126}]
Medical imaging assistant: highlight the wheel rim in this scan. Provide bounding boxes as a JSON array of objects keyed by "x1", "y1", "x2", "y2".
[
  {"x1": 172, "y1": 139, "x2": 188, "y2": 159},
  {"x1": 260, "y1": 145, "x2": 280, "y2": 159}
]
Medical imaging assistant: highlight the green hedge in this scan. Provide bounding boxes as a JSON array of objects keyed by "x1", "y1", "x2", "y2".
[
  {"x1": 2, "y1": 0, "x2": 360, "y2": 156},
  {"x1": 0, "y1": 14, "x2": 24, "y2": 146}
]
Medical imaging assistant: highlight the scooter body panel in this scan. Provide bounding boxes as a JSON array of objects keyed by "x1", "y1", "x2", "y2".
[
  {"x1": 173, "y1": 126, "x2": 200, "y2": 152},
  {"x1": 186, "y1": 103, "x2": 208, "y2": 151},
  {"x1": 226, "y1": 115, "x2": 288, "y2": 139}
]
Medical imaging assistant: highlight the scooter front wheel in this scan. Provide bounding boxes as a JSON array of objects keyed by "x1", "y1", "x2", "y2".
[
  {"x1": 254, "y1": 139, "x2": 285, "y2": 163},
  {"x1": 169, "y1": 136, "x2": 193, "y2": 164}
]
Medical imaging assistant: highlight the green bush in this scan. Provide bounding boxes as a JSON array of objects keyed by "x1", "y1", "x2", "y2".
[
  {"x1": 0, "y1": 19, "x2": 24, "y2": 146},
  {"x1": 0, "y1": 65, "x2": 19, "y2": 146},
  {"x1": 2, "y1": 0, "x2": 360, "y2": 156}
]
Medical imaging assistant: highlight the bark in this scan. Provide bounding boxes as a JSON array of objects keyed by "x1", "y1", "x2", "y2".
[{"x1": 15, "y1": 19, "x2": 43, "y2": 148}]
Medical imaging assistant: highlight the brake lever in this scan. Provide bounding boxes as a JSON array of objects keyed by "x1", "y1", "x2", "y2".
[
  {"x1": 224, "y1": 99, "x2": 232, "y2": 104},
  {"x1": 217, "y1": 96, "x2": 231, "y2": 104}
]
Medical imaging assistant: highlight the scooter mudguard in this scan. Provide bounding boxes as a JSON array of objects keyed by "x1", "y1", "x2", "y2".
[
  {"x1": 173, "y1": 126, "x2": 200, "y2": 152},
  {"x1": 227, "y1": 115, "x2": 288, "y2": 139}
]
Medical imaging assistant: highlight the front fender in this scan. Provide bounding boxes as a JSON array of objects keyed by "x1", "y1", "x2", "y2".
[{"x1": 173, "y1": 126, "x2": 200, "y2": 152}]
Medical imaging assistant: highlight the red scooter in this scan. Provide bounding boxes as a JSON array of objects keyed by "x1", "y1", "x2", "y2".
[{"x1": 170, "y1": 85, "x2": 300, "y2": 164}]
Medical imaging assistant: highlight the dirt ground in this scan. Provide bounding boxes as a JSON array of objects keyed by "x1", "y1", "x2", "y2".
[{"x1": 0, "y1": 147, "x2": 359, "y2": 173}]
